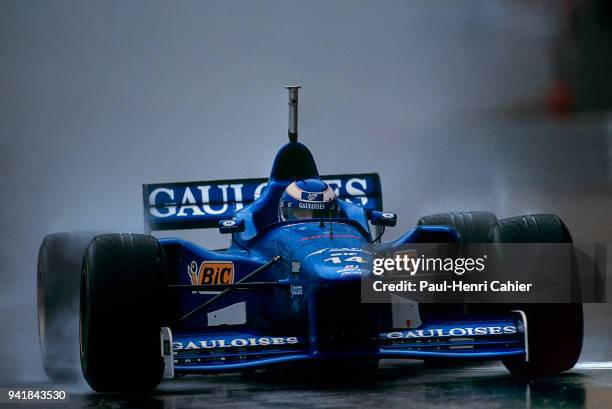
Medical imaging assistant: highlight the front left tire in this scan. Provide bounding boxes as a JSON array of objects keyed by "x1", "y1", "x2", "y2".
[{"x1": 491, "y1": 214, "x2": 583, "y2": 375}]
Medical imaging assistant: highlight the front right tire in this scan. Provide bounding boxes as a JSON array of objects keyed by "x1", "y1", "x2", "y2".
[{"x1": 80, "y1": 233, "x2": 167, "y2": 392}]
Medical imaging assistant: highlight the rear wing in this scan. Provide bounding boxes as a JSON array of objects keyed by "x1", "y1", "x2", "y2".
[{"x1": 143, "y1": 174, "x2": 382, "y2": 233}]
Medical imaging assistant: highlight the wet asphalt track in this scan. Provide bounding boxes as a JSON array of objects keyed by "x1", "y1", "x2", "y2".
[{"x1": 5, "y1": 360, "x2": 612, "y2": 409}]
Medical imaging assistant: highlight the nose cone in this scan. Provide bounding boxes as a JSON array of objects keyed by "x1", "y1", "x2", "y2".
[
  {"x1": 295, "y1": 240, "x2": 373, "y2": 282},
  {"x1": 270, "y1": 220, "x2": 372, "y2": 282}
]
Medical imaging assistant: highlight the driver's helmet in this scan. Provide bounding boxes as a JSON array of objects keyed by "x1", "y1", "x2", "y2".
[{"x1": 279, "y1": 179, "x2": 339, "y2": 221}]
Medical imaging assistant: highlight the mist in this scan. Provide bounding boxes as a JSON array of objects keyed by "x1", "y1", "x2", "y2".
[{"x1": 2, "y1": 0, "x2": 611, "y2": 385}]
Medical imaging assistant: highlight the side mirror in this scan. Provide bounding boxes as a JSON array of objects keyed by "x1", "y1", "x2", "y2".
[
  {"x1": 370, "y1": 211, "x2": 397, "y2": 227},
  {"x1": 218, "y1": 218, "x2": 245, "y2": 234}
]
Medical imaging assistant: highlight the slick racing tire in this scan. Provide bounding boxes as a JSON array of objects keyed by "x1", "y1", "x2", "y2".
[
  {"x1": 490, "y1": 214, "x2": 583, "y2": 376},
  {"x1": 417, "y1": 211, "x2": 498, "y2": 363},
  {"x1": 417, "y1": 211, "x2": 497, "y2": 243},
  {"x1": 37, "y1": 232, "x2": 101, "y2": 381},
  {"x1": 80, "y1": 233, "x2": 167, "y2": 392}
]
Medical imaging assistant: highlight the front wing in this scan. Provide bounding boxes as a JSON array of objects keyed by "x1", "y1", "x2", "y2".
[{"x1": 163, "y1": 313, "x2": 527, "y2": 376}]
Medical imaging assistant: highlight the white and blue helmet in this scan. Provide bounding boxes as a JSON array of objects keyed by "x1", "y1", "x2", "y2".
[{"x1": 279, "y1": 179, "x2": 339, "y2": 221}]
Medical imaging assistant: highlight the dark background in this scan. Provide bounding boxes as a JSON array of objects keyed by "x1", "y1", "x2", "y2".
[{"x1": 2, "y1": 0, "x2": 612, "y2": 388}]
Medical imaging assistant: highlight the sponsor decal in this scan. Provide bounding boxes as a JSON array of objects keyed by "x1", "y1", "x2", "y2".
[
  {"x1": 291, "y1": 261, "x2": 301, "y2": 273},
  {"x1": 298, "y1": 202, "x2": 325, "y2": 210},
  {"x1": 324, "y1": 255, "x2": 367, "y2": 264},
  {"x1": 147, "y1": 176, "x2": 377, "y2": 219},
  {"x1": 173, "y1": 336, "x2": 301, "y2": 350},
  {"x1": 384, "y1": 325, "x2": 517, "y2": 339},
  {"x1": 336, "y1": 264, "x2": 364, "y2": 276},
  {"x1": 188, "y1": 261, "x2": 234, "y2": 285},
  {"x1": 290, "y1": 285, "x2": 303, "y2": 295},
  {"x1": 149, "y1": 184, "x2": 254, "y2": 218},
  {"x1": 305, "y1": 247, "x2": 372, "y2": 259},
  {"x1": 324, "y1": 177, "x2": 369, "y2": 206}
]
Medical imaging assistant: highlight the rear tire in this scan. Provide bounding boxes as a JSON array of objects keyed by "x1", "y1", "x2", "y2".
[
  {"x1": 490, "y1": 214, "x2": 583, "y2": 375},
  {"x1": 80, "y1": 233, "x2": 167, "y2": 392},
  {"x1": 37, "y1": 232, "x2": 100, "y2": 381},
  {"x1": 417, "y1": 211, "x2": 497, "y2": 243}
]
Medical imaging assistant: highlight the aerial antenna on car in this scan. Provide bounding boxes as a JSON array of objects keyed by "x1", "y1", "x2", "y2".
[{"x1": 286, "y1": 85, "x2": 301, "y2": 143}]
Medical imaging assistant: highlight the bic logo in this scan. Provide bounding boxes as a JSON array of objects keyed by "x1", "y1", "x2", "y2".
[{"x1": 188, "y1": 261, "x2": 234, "y2": 285}]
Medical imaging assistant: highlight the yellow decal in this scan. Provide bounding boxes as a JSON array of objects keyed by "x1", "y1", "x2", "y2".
[{"x1": 188, "y1": 261, "x2": 234, "y2": 285}]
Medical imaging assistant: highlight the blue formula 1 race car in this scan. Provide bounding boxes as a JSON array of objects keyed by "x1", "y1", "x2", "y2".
[{"x1": 37, "y1": 87, "x2": 582, "y2": 392}]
